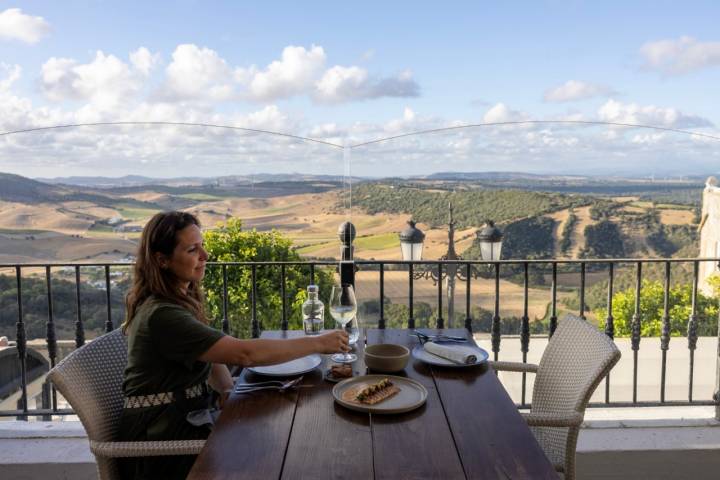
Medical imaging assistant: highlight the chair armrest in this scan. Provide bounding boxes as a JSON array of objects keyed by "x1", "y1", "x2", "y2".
[
  {"x1": 489, "y1": 361, "x2": 538, "y2": 374},
  {"x1": 521, "y1": 411, "x2": 584, "y2": 428},
  {"x1": 90, "y1": 439, "x2": 205, "y2": 458}
]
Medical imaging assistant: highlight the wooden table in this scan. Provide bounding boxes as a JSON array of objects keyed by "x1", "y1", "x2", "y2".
[{"x1": 188, "y1": 329, "x2": 557, "y2": 480}]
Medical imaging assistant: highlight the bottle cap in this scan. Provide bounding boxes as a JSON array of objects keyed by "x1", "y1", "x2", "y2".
[{"x1": 307, "y1": 285, "x2": 318, "y2": 293}]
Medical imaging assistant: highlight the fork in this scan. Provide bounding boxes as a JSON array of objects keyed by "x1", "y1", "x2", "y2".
[
  {"x1": 234, "y1": 376, "x2": 304, "y2": 394},
  {"x1": 412, "y1": 331, "x2": 467, "y2": 342}
]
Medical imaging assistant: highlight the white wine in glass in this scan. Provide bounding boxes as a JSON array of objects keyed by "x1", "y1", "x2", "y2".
[{"x1": 330, "y1": 284, "x2": 357, "y2": 363}]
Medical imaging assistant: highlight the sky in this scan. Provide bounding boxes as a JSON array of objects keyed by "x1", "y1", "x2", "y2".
[{"x1": 0, "y1": 1, "x2": 719, "y2": 178}]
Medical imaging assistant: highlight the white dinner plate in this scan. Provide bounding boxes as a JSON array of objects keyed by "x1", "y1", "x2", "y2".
[
  {"x1": 411, "y1": 343, "x2": 489, "y2": 367},
  {"x1": 333, "y1": 375, "x2": 427, "y2": 414},
  {"x1": 247, "y1": 354, "x2": 323, "y2": 376}
]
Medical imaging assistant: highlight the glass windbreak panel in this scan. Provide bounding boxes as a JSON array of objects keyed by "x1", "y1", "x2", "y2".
[
  {"x1": 0, "y1": 123, "x2": 343, "y2": 418},
  {"x1": 350, "y1": 122, "x2": 719, "y2": 403}
]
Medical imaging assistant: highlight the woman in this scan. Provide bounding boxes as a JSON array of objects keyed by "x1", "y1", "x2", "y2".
[{"x1": 119, "y1": 211, "x2": 348, "y2": 479}]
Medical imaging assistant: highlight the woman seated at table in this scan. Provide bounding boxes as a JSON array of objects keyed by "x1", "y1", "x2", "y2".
[{"x1": 119, "y1": 211, "x2": 349, "y2": 479}]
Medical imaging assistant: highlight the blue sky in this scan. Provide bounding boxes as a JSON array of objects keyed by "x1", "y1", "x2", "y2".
[{"x1": 0, "y1": 1, "x2": 719, "y2": 177}]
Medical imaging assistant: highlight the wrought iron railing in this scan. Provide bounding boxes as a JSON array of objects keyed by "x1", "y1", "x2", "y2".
[{"x1": 1, "y1": 258, "x2": 719, "y2": 419}]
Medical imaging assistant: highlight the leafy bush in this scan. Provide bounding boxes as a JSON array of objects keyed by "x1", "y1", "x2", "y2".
[
  {"x1": 203, "y1": 218, "x2": 334, "y2": 338},
  {"x1": 597, "y1": 280, "x2": 718, "y2": 337}
]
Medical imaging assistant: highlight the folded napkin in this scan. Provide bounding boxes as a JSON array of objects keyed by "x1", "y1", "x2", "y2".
[
  {"x1": 423, "y1": 341, "x2": 478, "y2": 365},
  {"x1": 186, "y1": 408, "x2": 221, "y2": 429}
]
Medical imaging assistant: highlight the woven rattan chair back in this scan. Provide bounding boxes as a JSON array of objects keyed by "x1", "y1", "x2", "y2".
[
  {"x1": 48, "y1": 329, "x2": 127, "y2": 479},
  {"x1": 531, "y1": 314, "x2": 621, "y2": 479}
]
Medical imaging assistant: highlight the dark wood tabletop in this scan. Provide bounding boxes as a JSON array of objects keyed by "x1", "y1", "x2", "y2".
[{"x1": 188, "y1": 329, "x2": 558, "y2": 480}]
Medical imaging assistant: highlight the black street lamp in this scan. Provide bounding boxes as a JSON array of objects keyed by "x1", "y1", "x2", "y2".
[
  {"x1": 398, "y1": 204, "x2": 505, "y2": 327},
  {"x1": 476, "y1": 220, "x2": 504, "y2": 261},
  {"x1": 399, "y1": 220, "x2": 425, "y2": 262}
]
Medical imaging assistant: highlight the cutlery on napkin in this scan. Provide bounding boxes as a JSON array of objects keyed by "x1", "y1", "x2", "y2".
[{"x1": 423, "y1": 341, "x2": 478, "y2": 365}]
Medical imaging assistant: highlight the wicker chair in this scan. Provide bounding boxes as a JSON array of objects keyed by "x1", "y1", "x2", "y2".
[
  {"x1": 491, "y1": 314, "x2": 621, "y2": 480},
  {"x1": 47, "y1": 329, "x2": 205, "y2": 480}
]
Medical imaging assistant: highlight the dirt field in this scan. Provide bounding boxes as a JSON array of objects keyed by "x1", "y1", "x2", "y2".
[
  {"x1": 659, "y1": 209, "x2": 695, "y2": 225},
  {"x1": 546, "y1": 209, "x2": 569, "y2": 258},
  {"x1": 568, "y1": 206, "x2": 593, "y2": 258},
  {"x1": 353, "y1": 270, "x2": 570, "y2": 320}
]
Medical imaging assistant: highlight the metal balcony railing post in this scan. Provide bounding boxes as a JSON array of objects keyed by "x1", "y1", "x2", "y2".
[
  {"x1": 15, "y1": 266, "x2": 28, "y2": 418},
  {"x1": 660, "y1": 261, "x2": 671, "y2": 403},
  {"x1": 631, "y1": 261, "x2": 642, "y2": 404},
  {"x1": 465, "y1": 263, "x2": 472, "y2": 333},
  {"x1": 379, "y1": 263, "x2": 386, "y2": 329},
  {"x1": 408, "y1": 263, "x2": 415, "y2": 329},
  {"x1": 104, "y1": 265, "x2": 113, "y2": 332},
  {"x1": 45, "y1": 266, "x2": 58, "y2": 411},
  {"x1": 74, "y1": 266, "x2": 85, "y2": 348},
  {"x1": 221, "y1": 265, "x2": 229, "y2": 334},
  {"x1": 491, "y1": 262, "x2": 501, "y2": 361},
  {"x1": 250, "y1": 265, "x2": 259, "y2": 338},
  {"x1": 688, "y1": 261, "x2": 699, "y2": 402}
]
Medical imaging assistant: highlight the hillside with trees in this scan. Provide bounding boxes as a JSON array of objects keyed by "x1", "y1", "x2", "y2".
[{"x1": 350, "y1": 184, "x2": 591, "y2": 228}]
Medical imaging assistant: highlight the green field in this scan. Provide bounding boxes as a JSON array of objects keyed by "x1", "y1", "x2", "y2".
[
  {"x1": 353, "y1": 233, "x2": 400, "y2": 250},
  {"x1": 0, "y1": 227, "x2": 49, "y2": 235},
  {"x1": 178, "y1": 193, "x2": 225, "y2": 201},
  {"x1": 116, "y1": 205, "x2": 160, "y2": 221},
  {"x1": 629, "y1": 201, "x2": 693, "y2": 211},
  {"x1": 295, "y1": 242, "x2": 334, "y2": 255}
]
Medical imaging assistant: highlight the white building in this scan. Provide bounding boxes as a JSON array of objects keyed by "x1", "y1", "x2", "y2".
[{"x1": 698, "y1": 176, "x2": 720, "y2": 295}]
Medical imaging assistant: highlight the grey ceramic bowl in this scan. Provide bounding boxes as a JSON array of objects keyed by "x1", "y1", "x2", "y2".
[{"x1": 364, "y1": 344, "x2": 410, "y2": 373}]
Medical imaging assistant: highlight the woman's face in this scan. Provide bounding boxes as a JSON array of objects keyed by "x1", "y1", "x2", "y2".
[{"x1": 164, "y1": 224, "x2": 208, "y2": 286}]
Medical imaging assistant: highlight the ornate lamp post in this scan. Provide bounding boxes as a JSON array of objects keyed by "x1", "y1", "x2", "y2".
[{"x1": 398, "y1": 204, "x2": 504, "y2": 328}]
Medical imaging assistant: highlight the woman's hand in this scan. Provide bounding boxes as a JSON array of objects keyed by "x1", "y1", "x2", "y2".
[
  {"x1": 219, "y1": 390, "x2": 230, "y2": 409},
  {"x1": 315, "y1": 330, "x2": 350, "y2": 354}
]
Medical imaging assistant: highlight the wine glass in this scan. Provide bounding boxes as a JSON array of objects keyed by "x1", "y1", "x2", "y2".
[{"x1": 329, "y1": 283, "x2": 358, "y2": 363}]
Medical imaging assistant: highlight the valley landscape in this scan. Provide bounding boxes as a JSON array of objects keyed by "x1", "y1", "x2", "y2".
[
  {"x1": 0, "y1": 171, "x2": 704, "y2": 264},
  {"x1": 0, "y1": 170, "x2": 709, "y2": 341}
]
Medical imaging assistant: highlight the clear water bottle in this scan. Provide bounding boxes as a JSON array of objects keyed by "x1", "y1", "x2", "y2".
[{"x1": 302, "y1": 285, "x2": 324, "y2": 335}]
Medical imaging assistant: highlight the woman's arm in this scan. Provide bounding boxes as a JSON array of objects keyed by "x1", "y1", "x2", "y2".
[
  {"x1": 198, "y1": 330, "x2": 349, "y2": 367},
  {"x1": 208, "y1": 363, "x2": 233, "y2": 393},
  {"x1": 208, "y1": 363, "x2": 234, "y2": 408}
]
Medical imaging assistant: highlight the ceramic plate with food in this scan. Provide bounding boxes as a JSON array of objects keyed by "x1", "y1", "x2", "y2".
[{"x1": 332, "y1": 375, "x2": 427, "y2": 414}]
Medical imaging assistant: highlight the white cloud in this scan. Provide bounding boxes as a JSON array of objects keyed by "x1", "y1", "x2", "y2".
[
  {"x1": 544, "y1": 80, "x2": 615, "y2": 102},
  {"x1": 597, "y1": 99, "x2": 713, "y2": 129},
  {"x1": 162, "y1": 44, "x2": 236, "y2": 101},
  {"x1": 41, "y1": 51, "x2": 141, "y2": 110},
  {"x1": 640, "y1": 36, "x2": 720, "y2": 74},
  {"x1": 315, "y1": 66, "x2": 419, "y2": 103},
  {"x1": 0, "y1": 8, "x2": 50, "y2": 44},
  {"x1": 247, "y1": 45, "x2": 326, "y2": 101},
  {"x1": 0, "y1": 63, "x2": 21, "y2": 91},
  {"x1": 130, "y1": 47, "x2": 160, "y2": 76},
  {"x1": 482, "y1": 103, "x2": 529, "y2": 123},
  {"x1": 158, "y1": 43, "x2": 419, "y2": 104}
]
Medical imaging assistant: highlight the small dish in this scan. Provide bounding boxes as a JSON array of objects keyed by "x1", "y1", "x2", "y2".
[
  {"x1": 364, "y1": 343, "x2": 410, "y2": 373},
  {"x1": 324, "y1": 363, "x2": 355, "y2": 383}
]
